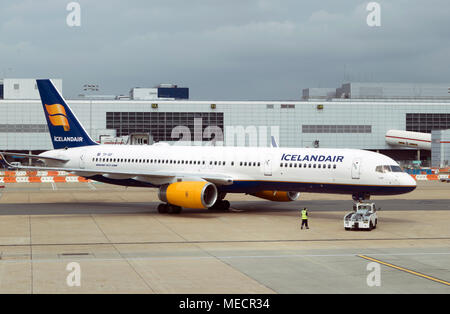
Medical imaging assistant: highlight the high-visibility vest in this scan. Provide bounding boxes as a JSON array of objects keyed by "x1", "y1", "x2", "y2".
[{"x1": 301, "y1": 210, "x2": 308, "y2": 220}]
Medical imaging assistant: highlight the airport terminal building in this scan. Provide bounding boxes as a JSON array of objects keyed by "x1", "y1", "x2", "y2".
[{"x1": 1, "y1": 79, "x2": 450, "y2": 167}]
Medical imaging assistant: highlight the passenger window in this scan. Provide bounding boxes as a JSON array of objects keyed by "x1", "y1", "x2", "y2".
[{"x1": 333, "y1": 165, "x2": 337, "y2": 169}]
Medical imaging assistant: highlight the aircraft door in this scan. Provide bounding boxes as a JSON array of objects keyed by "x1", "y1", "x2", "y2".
[
  {"x1": 351, "y1": 158, "x2": 361, "y2": 179},
  {"x1": 79, "y1": 152, "x2": 86, "y2": 169},
  {"x1": 263, "y1": 156, "x2": 273, "y2": 176}
]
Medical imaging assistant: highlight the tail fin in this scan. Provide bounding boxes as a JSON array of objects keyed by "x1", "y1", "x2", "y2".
[{"x1": 36, "y1": 79, "x2": 98, "y2": 149}]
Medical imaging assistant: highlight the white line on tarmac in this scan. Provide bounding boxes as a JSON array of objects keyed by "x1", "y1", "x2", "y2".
[{"x1": 0, "y1": 251, "x2": 449, "y2": 264}]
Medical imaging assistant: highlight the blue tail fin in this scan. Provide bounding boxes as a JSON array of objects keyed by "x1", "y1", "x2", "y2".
[{"x1": 36, "y1": 79, "x2": 98, "y2": 149}]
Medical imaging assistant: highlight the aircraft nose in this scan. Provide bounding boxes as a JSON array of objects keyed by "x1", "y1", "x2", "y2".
[{"x1": 404, "y1": 174, "x2": 417, "y2": 190}]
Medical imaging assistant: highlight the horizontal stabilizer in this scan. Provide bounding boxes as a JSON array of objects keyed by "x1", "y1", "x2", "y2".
[{"x1": 0, "y1": 152, "x2": 69, "y2": 163}]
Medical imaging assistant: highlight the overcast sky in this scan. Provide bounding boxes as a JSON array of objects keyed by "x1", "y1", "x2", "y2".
[{"x1": 1, "y1": 0, "x2": 449, "y2": 99}]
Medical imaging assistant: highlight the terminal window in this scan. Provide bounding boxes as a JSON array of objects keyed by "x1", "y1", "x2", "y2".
[
  {"x1": 302, "y1": 125, "x2": 372, "y2": 133},
  {"x1": 406, "y1": 113, "x2": 450, "y2": 133},
  {"x1": 106, "y1": 112, "x2": 224, "y2": 142}
]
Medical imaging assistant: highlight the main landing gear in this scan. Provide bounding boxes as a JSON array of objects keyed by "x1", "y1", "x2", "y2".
[
  {"x1": 208, "y1": 200, "x2": 231, "y2": 211},
  {"x1": 157, "y1": 203, "x2": 182, "y2": 214},
  {"x1": 208, "y1": 192, "x2": 230, "y2": 211}
]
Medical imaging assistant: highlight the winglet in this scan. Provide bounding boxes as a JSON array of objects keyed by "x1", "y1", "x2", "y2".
[{"x1": 271, "y1": 136, "x2": 278, "y2": 148}]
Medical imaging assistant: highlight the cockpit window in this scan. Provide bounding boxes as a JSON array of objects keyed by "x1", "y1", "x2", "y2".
[
  {"x1": 390, "y1": 165, "x2": 403, "y2": 172},
  {"x1": 376, "y1": 165, "x2": 403, "y2": 173}
]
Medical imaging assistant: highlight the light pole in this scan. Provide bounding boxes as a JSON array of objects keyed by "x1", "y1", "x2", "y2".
[{"x1": 82, "y1": 84, "x2": 99, "y2": 139}]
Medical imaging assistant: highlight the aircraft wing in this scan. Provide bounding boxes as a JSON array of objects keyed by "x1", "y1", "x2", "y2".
[{"x1": 0, "y1": 157, "x2": 234, "y2": 186}]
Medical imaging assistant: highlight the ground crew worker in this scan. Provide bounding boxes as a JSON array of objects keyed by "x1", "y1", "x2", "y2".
[{"x1": 301, "y1": 207, "x2": 309, "y2": 229}]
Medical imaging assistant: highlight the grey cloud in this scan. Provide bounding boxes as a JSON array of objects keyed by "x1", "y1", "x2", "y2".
[{"x1": 0, "y1": 0, "x2": 449, "y2": 99}]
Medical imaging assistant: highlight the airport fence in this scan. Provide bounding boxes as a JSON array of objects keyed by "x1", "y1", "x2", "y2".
[{"x1": 0, "y1": 170, "x2": 92, "y2": 183}]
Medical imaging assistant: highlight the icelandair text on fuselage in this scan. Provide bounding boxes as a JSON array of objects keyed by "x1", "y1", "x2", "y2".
[
  {"x1": 54, "y1": 136, "x2": 84, "y2": 142},
  {"x1": 281, "y1": 153, "x2": 344, "y2": 163}
]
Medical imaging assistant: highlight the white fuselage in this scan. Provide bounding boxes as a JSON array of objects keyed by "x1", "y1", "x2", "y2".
[{"x1": 40, "y1": 144, "x2": 416, "y2": 197}]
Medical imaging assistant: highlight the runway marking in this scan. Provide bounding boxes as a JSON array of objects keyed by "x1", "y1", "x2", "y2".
[{"x1": 358, "y1": 255, "x2": 450, "y2": 287}]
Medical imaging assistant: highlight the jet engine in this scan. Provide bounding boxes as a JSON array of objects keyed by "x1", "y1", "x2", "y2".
[
  {"x1": 252, "y1": 190, "x2": 300, "y2": 202},
  {"x1": 158, "y1": 181, "x2": 218, "y2": 209}
]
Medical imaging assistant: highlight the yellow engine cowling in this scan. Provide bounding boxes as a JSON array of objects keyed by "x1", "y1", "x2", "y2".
[
  {"x1": 252, "y1": 191, "x2": 300, "y2": 202},
  {"x1": 158, "y1": 181, "x2": 218, "y2": 209}
]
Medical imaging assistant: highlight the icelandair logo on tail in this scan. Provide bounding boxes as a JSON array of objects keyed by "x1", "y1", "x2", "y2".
[
  {"x1": 45, "y1": 104, "x2": 70, "y2": 131},
  {"x1": 45, "y1": 103, "x2": 83, "y2": 143}
]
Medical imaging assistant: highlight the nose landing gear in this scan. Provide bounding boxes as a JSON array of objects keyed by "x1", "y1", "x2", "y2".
[{"x1": 352, "y1": 193, "x2": 371, "y2": 202}]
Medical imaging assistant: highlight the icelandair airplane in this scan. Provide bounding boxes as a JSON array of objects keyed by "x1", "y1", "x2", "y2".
[{"x1": 1, "y1": 79, "x2": 416, "y2": 214}]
